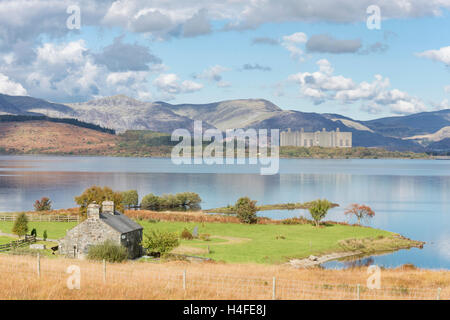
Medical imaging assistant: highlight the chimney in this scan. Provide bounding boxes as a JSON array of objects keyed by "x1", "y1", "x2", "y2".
[
  {"x1": 87, "y1": 202, "x2": 100, "y2": 219},
  {"x1": 102, "y1": 201, "x2": 115, "y2": 215}
]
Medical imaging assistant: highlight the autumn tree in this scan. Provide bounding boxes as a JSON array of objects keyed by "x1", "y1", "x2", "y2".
[
  {"x1": 308, "y1": 199, "x2": 333, "y2": 227},
  {"x1": 344, "y1": 204, "x2": 375, "y2": 225},
  {"x1": 75, "y1": 186, "x2": 123, "y2": 215},
  {"x1": 12, "y1": 213, "x2": 28, "y2": 238},
  {"x1": 34, "y1": 197, "x2": 52, "y2": 211}
]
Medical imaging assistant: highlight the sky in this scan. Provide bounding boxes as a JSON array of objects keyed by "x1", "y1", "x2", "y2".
[{"x1": 1, "y1": 0, "x2": 450, "y2": 120}]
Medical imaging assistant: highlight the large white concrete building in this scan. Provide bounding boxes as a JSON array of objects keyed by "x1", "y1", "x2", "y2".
[{"x1": 280, "y1": 128, "x2": 352, "y2": 148}]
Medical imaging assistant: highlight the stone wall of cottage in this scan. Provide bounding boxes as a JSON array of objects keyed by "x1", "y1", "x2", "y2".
[
  {"x1": 121, "y1": 229, "x2": 143, "y2": 258},
  {"x1": 58, "y1": 217, "x2": 121, "y2": 259}
]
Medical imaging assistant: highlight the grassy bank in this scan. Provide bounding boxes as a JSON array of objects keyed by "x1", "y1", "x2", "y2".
[
  {"x1": 0, "y1": 215, "x2": 423, "y2": 264},
  {"x1": 279, "y1": 146, "x2": 429, "y2": 159},
  {"x1": 140, "y1": 220, "x2": 421, "y2": 263},
  {"x1": 0, "y1": 125, "x2": 431, "y2": 159},
  {"x1": 204, "y1": 201, "x2": 339, "y2": 214}
]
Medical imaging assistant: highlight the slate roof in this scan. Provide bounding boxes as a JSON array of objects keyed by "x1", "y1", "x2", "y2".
[{"x1": 99, "y1": 211, "x2": 143, "y2": 234}]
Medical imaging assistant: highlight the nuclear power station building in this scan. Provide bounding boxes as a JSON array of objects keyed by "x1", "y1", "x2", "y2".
[{"x1": 280, "y1": 128, "x2": 352, "y2": 148}]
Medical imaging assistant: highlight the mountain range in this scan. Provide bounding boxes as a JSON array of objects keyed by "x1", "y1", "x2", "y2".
[{"x1": 1, "y1": 93, "x2": 449, "y2": 152}]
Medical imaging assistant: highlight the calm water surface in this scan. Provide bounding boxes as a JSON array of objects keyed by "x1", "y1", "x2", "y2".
[{"x1": 0, "y1": 155, "x2": 449, "y2": 269}]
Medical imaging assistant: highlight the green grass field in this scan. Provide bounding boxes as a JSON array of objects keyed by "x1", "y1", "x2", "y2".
[
  {"x1": 0, "y1": 221, "x2": 76, "y2": 240},
  {"x1": 0, "y1": 219, "x2": 415, "y2": 264},
  {"x1": 0, "y1": 236, "x2": 15, "y2": 245},
  {"x1": 139, "y1": 221, "x2": 394, "y2": 263}
]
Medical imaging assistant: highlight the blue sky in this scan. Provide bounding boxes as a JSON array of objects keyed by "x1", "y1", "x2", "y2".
[{"x1": 1, "y1": 0, "x2": 450, "y2": 120}]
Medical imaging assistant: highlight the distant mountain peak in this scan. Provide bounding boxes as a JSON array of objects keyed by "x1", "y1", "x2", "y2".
[{"x1": 76, "y1": 94, "x2": 145, "y2": 107}]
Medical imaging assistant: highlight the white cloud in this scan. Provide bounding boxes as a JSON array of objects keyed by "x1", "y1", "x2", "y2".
[
  {"x1": 2, "y1": 0, "x2": 450, "y2": 48},
  {"x1": 194, "y1": 65, "x2": 231, "y2": 87},
  {"x1": 281, "y1": 32, "x2": 307, "y2": 60},
  {"x1": 0, "y1": 73, "x2": 27, "y2": 96},
  {"x1": 153, "y1": 73, "x2": 203, "y2": 95},
  {"x1": 0, "y1": 40, "x2": 158, "y2": 102},
  {"x1": 417, "y1": 46, "x2": 450, "y2": 65},
  {"x1": 289, "y1": 59, "x2": 428, "y2": 114},
  {"x1": 196, "y1": 65, "x2": 229, "y2": 81},
  {"x1": 282, "y1": 32, "x2": 307, "y2": 44},
  {"x1": 36, "y1": 40, "x2": 87, "y2": 65}
]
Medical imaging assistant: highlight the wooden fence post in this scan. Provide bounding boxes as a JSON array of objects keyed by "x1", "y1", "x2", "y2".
[
  {"x1": 356, "y1": 284, "x2": 360, "y2": 300},
  {"x1": 37, "y1": 253, "x2": 41, "y2": 278},
  {"x1": 103, "y1": 259, "x2": 106, "y2": 283},
  {"x1": 183, "y1": 270, "x2": 186, "y2": 290},
  {"x1": 437, "y1": 288, "x2": 441, "y2": 300},
  {"x1": 272, "y1": 277, "x2": 276, "y2": 300}
]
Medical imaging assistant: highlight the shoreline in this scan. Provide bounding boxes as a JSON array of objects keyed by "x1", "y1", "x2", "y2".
[{"x1": 0, "y1": 152, "x2": 445, "y2": 161}]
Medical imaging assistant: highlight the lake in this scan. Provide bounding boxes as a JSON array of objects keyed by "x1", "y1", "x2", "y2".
[{"x1": 0, "y1": 155, "x2": 449, "y2": 269}]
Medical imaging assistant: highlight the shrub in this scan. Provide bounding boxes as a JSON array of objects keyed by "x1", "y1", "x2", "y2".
[
  {"x1": 33, "y1": 197, "x2": 52, "y2": 211},
  {"x1": 140, "y1": 193, "x2": 162, "y2": 211},
  {"x1": 235, "y1": 197, "x2": 258, "y2": 224},
  {"x1": 308, "y1": 199, "x2": 333, "y2": 227},
  {"x1": 12, "y1": 213, "x2": 28, "y2": 238},
  {"x1": 87, "y1": 240, "x2": 128, "y2": 263},
  {"x1": 121, "y1": 190, "x2": 138, "y2": 209},
  {"x1": 43, "y1": 230, "x2": 48, "y2": 241},
  {"x1": 199, "y1": 233, "x2": 211, "y2": 241},
  {"x1": 180, "y1": 228, "x2": 194, "y2": 240},
  {"x1": 281, "y1": 217, "x2": 310, "y2": 225},
  {"x1": 75, "y1": 186, "x2": 123, "y2": 215},
  {"x1": 140, "y1": 192, "x2": 202, "y2": 211},
  {"x1": 142, "y1": 230, "x2": 179, "y2": 255},
  {"x1": 176, "y1": 192, "x2": 202, "y2": 210},
  {"x1": 160, "y1": 194, "x2": 182, "y2": 209},
  {"x1": 30, "y1": 228, "x2": 37, "y2": 237}
]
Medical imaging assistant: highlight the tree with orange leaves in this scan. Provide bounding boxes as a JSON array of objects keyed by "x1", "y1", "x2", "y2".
[{"x1": 344, "y1": 204, "x2": 375, "y2": 225}]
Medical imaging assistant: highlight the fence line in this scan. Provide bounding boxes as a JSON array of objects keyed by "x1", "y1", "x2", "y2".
[
  {"x1": 0, "y1": 235, "x2": 36, "y2": 252},
  {"x1": 0, "y1": 214, "x2": 79, "y2": 223},
  {"x1": 0, "y1": 255, "x2": 447, "y2": 300}
]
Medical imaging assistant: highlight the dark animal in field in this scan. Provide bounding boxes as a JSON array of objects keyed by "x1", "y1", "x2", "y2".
[{"x1": 51, "y1": 245, "x2": 59, "y2": 255}]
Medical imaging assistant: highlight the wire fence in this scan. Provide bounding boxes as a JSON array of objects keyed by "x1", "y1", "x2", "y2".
[
  {"x1": 0, "y1": 254, "x2": 447, "y2": 300},
  {"x1": 0, "y1": 214, "x2": 79, "y2": 222}
]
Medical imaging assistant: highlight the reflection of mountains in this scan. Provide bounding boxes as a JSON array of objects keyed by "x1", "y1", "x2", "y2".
[
  {"x1": 0, "y1": 171, "x2": 281, "y2": 211},
  {"x1": 280, "y1": 173, "x2": 353, "y2": 202}
]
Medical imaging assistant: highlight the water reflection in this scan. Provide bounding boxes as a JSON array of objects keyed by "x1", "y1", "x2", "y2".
[{"x1": 0, "y1": 155, "x2": 449, "y2": 269}]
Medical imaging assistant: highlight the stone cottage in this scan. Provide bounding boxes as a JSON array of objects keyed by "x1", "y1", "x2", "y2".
[{"x1": 58, "y1": 201, "x2": 143, "y2": 259}]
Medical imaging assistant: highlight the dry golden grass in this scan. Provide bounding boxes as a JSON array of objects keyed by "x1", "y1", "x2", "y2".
[
  {"x1": 0, "y1": 121, "x2": 118, "y2": 154},
  {"x1": 0, "y1": 254, "x2": 448, "y2": 300},
  {"x1": 126, "y1": 209, "x2": 285, "y2": 224}
]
